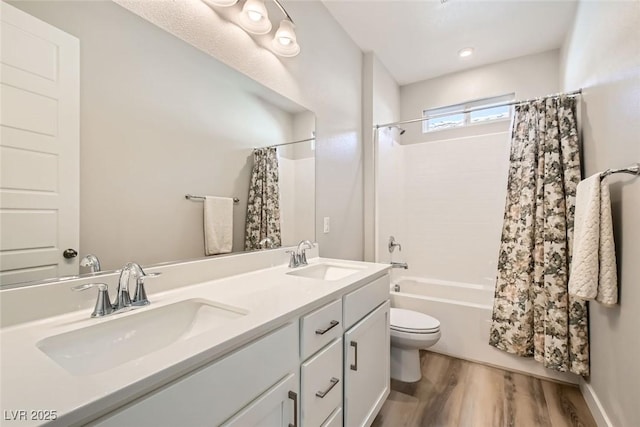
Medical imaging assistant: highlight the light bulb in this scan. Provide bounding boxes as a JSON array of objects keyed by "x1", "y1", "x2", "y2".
[
  {"x1": 272, "y1": 20, "x2": 299, "y2": 57},
  {"x1": 247, "y1": 10, "x2": 262, "y2": 22},
  {"x1": 278, "y1": 36, "x2": 292, "y2": 46},
  {"x1": 238, "y1": 0, "x2": 271, "y2": 34}
]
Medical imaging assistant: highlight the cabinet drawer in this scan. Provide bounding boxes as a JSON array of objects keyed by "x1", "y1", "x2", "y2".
[
  {"x1": 301, "y1": 338, "x2": 343, "y2": 427},
  {"x1": 300, "y1": 299, "x2": 343, "y2": 359},
  {"x1": 91, "y1": 322, "x2": 299, "y2": 427},
  {"x1": 343, "y1": 274, "x2": 389, "y2": 330},
  {"x1": 321, "y1": 407, "x2": 342, "y2": 427}
]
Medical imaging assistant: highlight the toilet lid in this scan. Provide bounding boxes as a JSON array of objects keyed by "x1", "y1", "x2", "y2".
[{"x1": 390, "y1": 308, "x2": 440, "y2": 333}]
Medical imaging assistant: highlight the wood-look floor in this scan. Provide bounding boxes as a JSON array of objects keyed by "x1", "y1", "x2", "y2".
[{"x1": 372, "y1": 351, "x2": 597, "y2": 427}]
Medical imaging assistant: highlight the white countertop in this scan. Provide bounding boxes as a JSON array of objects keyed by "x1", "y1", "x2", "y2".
[{"x1": 0, "y1": 257, "x2": 390, "y2": 426}]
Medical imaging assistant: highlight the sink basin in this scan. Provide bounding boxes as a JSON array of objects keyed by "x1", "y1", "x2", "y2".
[
  {"x1": 37, "y1": 299, "x2": 247, "y2": 376},
  {"x1": 286, "y1": 263, "x2": 365, "y2": 281}
]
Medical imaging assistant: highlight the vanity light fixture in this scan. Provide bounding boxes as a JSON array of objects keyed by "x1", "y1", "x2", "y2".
[
  {"x1": 205, "y1": 0, "x2": 300, "y2": 57},
  {"x1": 458, "y1": 47, "x2": 474, "y2": 58}
]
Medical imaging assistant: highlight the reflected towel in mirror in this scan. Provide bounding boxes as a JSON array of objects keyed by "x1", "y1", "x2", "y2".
[{"x1": 204, "y1": 196, "x2": 233, "y2": 255}]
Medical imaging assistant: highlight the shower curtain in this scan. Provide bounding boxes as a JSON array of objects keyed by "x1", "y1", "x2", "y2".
[
  {"x1": 489, "y1": 95, "x2": 589, "y2": 376},
  {"x1": 244, "y1": 147, "x2": 282, "y2": 251}
]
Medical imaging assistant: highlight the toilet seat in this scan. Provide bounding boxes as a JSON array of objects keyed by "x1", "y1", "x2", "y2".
[{"x1": 390, "y1": 308, "x2": 440, "y2": 334}]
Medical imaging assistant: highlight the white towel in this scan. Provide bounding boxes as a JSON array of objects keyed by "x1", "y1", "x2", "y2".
[
  {"x1": 568, "y1": 173, "x2": 618, "y2": 306},
  {"x1": 204, "y1": 196, "x2": 233, "y2": 256}
]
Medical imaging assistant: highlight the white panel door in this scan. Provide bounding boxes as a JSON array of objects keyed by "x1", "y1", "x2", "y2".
[
  {"x1": 0, "y1": 2, "x2": 79, "y2": 287},
  {"x1": 344, "y1": 301, "x2": 390, "y2": 427}
]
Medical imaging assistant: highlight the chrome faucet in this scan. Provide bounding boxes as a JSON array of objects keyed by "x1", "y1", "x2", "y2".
[
  {"x1": 286, "y1": 240, "x2": 315, "y2": 268},
  {"x1": 297, "y1": 240, "x2": 314, "y2": 265},
  {"x1": 80, "y1": 254, "x2": 101, "y2": 273},
  {"x1": 114, "y1": 262, "x2": 160, "y2": 310},
  {"x1": 73, "y1": 262, "x2": 161, "y2": 318}
]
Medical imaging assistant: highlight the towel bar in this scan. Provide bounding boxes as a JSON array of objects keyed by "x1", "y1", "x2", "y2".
[
  {"x1": 185, "y1": 194, "x2": 240, "y2": 204},
  {"x1": 600, "y1": 163, "x2": 640, "y2": 180}
]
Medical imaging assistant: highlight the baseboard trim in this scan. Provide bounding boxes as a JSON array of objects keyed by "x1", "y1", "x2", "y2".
[{"x1": 579, "y1": 379, "x2": 613, "y2": 427}]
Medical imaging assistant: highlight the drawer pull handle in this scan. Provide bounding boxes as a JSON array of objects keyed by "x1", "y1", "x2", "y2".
[
  {"x1": 288, "y1": 390, "x2": 298, "y2": 427},
  {"x1": 315, "y1": 377, "x2": 340, "y2": 398},
  {"x1": 315, "y1": 320, "x2": 339, "y2": 335},
  {"x1": 350, "y1": 341, "x2": 358, "y2": 371}
]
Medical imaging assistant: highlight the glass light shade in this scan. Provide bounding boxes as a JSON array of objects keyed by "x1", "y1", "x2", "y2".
[
  {"x1": 271, "y1": 20, "x2": 300, "y2": 57},
  {"x1": 238, "y1": 0, "x2": 272, "y2": 35},
  {"x1": 205, "y1": 0, "x2": 238, "y2": 7}
]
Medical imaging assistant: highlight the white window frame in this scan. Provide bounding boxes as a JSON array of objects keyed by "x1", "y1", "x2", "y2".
[{"x1": 422, "y1": 93, "x2": 515, "y2": 133}]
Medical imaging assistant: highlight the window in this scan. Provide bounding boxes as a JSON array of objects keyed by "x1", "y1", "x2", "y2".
[{"x1": 422, "y1": 94, "x2": 514, "y2": 133}]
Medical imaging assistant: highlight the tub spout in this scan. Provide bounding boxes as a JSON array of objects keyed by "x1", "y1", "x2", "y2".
[{"x1": 391, "y1": 262, "x2": 408, "y2": 269}]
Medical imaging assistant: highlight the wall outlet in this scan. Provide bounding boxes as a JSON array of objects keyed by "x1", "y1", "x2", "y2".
[{"x1": 323, "y1": 217, "x2": 330, "y2": 233}]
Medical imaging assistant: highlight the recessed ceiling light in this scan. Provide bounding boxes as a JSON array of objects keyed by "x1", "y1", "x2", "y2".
[{"x1": 458, "y1": 47, "x2": 474, "y2": 58}]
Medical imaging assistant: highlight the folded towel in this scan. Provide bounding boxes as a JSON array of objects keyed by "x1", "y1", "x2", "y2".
[
  {"x1": 204, "y1": 196, "x2": 233, "y2": 256},
  {"x1": 568, "y1": 173, "x2": 618, "y2": 306}
]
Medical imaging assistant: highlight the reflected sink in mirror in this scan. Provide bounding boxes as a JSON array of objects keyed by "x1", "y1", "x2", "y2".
[
  {"x1": 37, "y1": 299, "x2": 248, "y2": 376},
  {"x1": 286, "y1": 263, "x2": 366, "y2": 281}
]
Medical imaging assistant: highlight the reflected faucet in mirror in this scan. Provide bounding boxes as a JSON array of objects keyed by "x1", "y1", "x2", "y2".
[
  {"x1": 80, "y1": 254, "x2": 101, "y2": 273},
  {"x1": 259, "y1": 237, "x2": 275, "y2": 249}
]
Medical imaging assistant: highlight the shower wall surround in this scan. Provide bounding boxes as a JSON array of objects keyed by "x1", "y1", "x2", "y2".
[{"x1": 377, "y1": 50, "x2": 562, "y2": 285}]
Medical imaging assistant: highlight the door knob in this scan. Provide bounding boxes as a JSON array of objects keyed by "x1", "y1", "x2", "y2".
[{"x1": 63, "y1": 248, "x2": 78, "y2": 259}]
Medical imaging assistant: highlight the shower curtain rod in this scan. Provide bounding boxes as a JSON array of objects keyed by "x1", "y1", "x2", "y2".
[
  {"x1": 374, "y1": 89, "x2": 582, "y2": 129},
  {"x1": 255, "y1": 137, "x2": 316, "y2": 150}
]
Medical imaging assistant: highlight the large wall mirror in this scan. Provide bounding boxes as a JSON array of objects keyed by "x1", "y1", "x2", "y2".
[{"x1": 0, "y1": 1, "x2": 315, "y2": 288}]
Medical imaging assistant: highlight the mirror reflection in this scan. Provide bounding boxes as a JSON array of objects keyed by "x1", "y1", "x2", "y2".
[{"x1": 0, "y1": 1, "x2": 315, "y2": 287}]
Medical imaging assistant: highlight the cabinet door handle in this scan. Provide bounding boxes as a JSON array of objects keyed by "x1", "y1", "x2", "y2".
[
  {"x1": 350, "y1": 341, "x2": 358, "y2": 371},
  {"x1": 288, "y1": 390, "x2": 298, "y2": 427},
  {"x1": 315, "y1": 377, "x2": 340, "y2": 398},
  {"x1": 315, "y1": 320, "x2": 339, "y2": 335}
]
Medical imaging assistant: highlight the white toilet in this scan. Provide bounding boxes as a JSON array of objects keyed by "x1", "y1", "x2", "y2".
[{"x1": 390, "y1": 308, "x2": 441, "y2": 382}]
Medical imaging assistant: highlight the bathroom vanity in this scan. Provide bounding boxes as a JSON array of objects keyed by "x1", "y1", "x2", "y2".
[{"x1": 0, "y1": 248, "x2": 390, "y2": 427}]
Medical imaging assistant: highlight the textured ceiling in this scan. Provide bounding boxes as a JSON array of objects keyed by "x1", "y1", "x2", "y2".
[{"x1": 323, "y1": 0, "x2": 578, "y2": 85}]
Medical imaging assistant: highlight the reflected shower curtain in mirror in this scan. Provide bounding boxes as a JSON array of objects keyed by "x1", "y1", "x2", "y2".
[
  {"x1": 245, "y1": 147, "x2": 282, "y2": 251},
  {"x1": 489, "y1": 95, "x2": 589, "y2": 376}
]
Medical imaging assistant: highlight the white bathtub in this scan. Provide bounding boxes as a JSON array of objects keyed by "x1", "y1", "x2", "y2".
[{"x1": 390, "y1": 276, "x2": 579, "y2": 384}]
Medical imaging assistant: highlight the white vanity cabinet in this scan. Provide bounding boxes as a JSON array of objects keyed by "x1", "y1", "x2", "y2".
[
  {"x1": 89, "y1": 272, "x2": 391, "y2": 427},
  {"x1": 91, "y1": 322, "x2": 300, "y2": 427},
  {"x1": 342, "y1": 276, "x2": 391, "y2": 427}
]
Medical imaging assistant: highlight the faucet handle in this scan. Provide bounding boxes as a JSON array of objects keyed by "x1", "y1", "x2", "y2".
[
  {"x1": 285, "y1": 250, "x2": 299, "y2": 268},
  {"x1": 132, "y1": 272, "x2": 161, "y2": 307},
  {"x1": 72, "y1": 283, "x2": 113, "y2": 318}
]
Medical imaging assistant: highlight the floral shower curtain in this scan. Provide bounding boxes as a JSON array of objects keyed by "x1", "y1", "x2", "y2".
[
  {"x1": 245, "y1": 147, "x2": 282, "y2": 251},
  {"x1": 489, "y1": 95, "x2": 589, "y2": 376}
]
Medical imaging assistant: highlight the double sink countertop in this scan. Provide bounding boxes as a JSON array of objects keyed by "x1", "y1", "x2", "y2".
[{"x1": 0, "y1": 257, "x2": 390, "y2": 427}]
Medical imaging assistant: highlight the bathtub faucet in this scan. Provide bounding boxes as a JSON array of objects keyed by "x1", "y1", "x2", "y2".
[{"x1": 390, "y1": 261, "x2": 408, "y2": 269}]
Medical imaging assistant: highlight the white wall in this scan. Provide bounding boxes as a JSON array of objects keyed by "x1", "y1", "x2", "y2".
[
  {"x1": 401, "y1": 49, "x2": 560, "y2": 122},
  {"x1": 363, "y1": 53, "x2": 401, "y2": 261},
  {"x1": 561, "y1": 2, "x2": 640, "y2": 426},
  {"x1": 115, "y1": 0, "x2": 365, "y2": 261},
  {"x1": 9, "y1": 1, "x2": 299, "y2": 271}
]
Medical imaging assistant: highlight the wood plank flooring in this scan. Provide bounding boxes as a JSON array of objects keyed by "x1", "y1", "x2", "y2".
[{"x1": 372, "y1": 351, "x2": 597, "y2": 427}]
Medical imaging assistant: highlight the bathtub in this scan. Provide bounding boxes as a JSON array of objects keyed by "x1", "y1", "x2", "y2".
[{"x1": 390, "y1": 276, "x2": 579, "y2": 384}]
